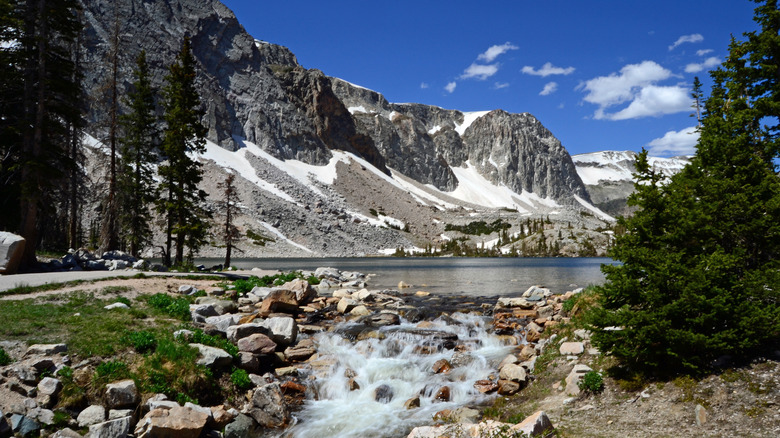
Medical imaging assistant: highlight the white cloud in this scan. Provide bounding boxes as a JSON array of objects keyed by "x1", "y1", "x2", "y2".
[
  {"x1": 580, "y1": 61, "x2": 671, "y2": 108},
  {"x1": 684, "y1": 56, "x2": 721, "y2": 73},
  {"x1": 578, "y1": 61, "x2": 691, "y2": 120},
  {"x1": 477, "y1": 42, "x2": 518, "y2": 63},
  {"x1": 647, "y1": 126, "x2": 700, "y2": 156},
  {"x1": 696, "y1": 49, "x2": 713, "y2": 56},
  {"x1": 539, "y1": 81, "x2": 558, "y2": 96},
  {"x1": 445, "y1": 81, "x2": 457, "y2": 93},
  {"x1": 669, "y1": 33, "x2": 704, "y2": 51},
  {"x1": 609, "y1": 85, "x2": 691, "y2": 120},
  {"x1": 522, "y1": 62, "x2": 575, "y2": 77},
  {"x1": 461, "y1": 63, "x2": 499, "y2": 80},
  {"x1": 420, "y1": 82, "x2": 429, "y2": 89},
  {"x1": 494, "y1": 82, "x2": 510, "y2": 90}
]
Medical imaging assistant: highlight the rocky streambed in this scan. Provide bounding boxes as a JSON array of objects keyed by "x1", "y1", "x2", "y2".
[{"x1": 0, "y1": 268, "x2": 580, "y2": 438}]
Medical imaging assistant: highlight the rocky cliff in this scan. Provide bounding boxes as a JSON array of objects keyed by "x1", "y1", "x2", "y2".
[{"x1": 78, "y1": 0, "x2": 613, "y2": 257}]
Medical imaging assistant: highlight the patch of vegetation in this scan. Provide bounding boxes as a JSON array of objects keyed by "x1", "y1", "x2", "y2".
[
  {"x1": 0, "y1": 346, "x2": 12, "y2": 365},
  {"x1": 93, "y1": 360, "x2": 131, "y2": 387},
  {"x1": 578, "y1": 371, "x2": 605, "y2": 394},
  {"x1": 246, "y1": 229, "x2": 275, "y2": 246},
  {"x1": 188, "y1": 329, "x2": 238, "y2": 357},
  {"x1": 101, "y1": 285, "x2": 132, "y2": 295},
  {"x1": 123, "y1": 330, "x2": 158, "y2": 353},
  {"x1": 136, "y1": 337, "x2": 217, "y2": 405},
  {"x1": 230, "y1": 368, "x2": 252, "y2": 390},
  {"x1": 232, "y1": 271, "x2": 319, "y2": 293},
  {"x1": 143, "y1": 293, "x2": 192, "y2": 321},
  {"x1": 445, "y1": 219, "x2": 511, "y2": 236}
]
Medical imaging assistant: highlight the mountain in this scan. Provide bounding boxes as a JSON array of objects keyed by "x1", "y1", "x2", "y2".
[
  {"x1": 78, "y1": 0, "x2": 616, "y2": 257},
  {"x1": 572, "y1": 151, "x2": 690, "y2": 217}
]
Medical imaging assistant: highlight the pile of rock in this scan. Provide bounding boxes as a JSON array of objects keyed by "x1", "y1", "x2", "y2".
[{"x1": 42, "y1": 249, "x2": 149, "y2": 272}]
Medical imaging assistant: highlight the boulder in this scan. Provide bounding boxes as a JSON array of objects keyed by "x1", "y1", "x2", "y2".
[
  {"x1": 88, "y1": 416, "x2": 131, "y2": 438},
  {"x1": 499, "y1": 363, "x2": 527, "y2": 384},
  {"x1": 434, "y1": 386, "x2": 451, "y2": 402},
  {"x1": 564, "y1": 364, "x2": 593, "y2": 396},
  {"x1": 350, "y1": 305, "x2": 371, "y2": 317},
  {"x1": 108, "y1": 409, "x2": 134, "y2": 420},
  {"x1": 104, "y1": 302, "x2": 129, "y2": 310},
  {"x1": 190, "y1": 344, "x2": 233, "y2": 369},
  {"x1": 259, "y1": 289, "x2": 299, "y2": 314},
  {"x1": 225, "y1": 413, "x2": 254, "y2": 438},
  {"x1": 510, "y1": 410, "x2": 555, "y2": 437},
  {"x1": 210, "y1": 405, "x2": 235, "y2": 429},
  {"x1": 237, "y1": 334, "x2": 277, "y2": 355},
  {"x1": 404, "y1": 396, "x2": 421, "y2": 409},
  {"x1": 248, "y1": 383, "x2": 289, "y2": 428},
  {"x1": 260, "y1": 316, "x2": 298, "y2": 347},
  {"x1": 226, "y1": 323, "x2": 269, "y2": 343},
  {"x1": 25, "y1": 344, "x2": 67, "y2": 356},
  {"x1": 360, "y1": 312, "x2": 401, "y2": 327},
  {"x1": 280, "y1": 279, "x2": 318, "y2": 305},
  {"x1": 497, "y1": 379, "x2": 520, "y2": 395},
  {"x1": 77, "y1": 405, "x2": 106, "y2": 428},
  {"x1": 36, "y1": 377, "x2": 62, "y2": 398},
  {"x1": 10, "y1": 414, "x2": 39, "y2": 437},
  {"x1": 0, "y1": 232, "x2": 25, "y2": 275},
  {"x1": 432, "y1": 359, "x2": 451, "y2": 374},
  {"x1": 49, "y1": 428, "x2": 82, "y2": 438},
  {"x1": 178, "y1": 285, "x2": 199, "y2": 295},
  {"x1": 284, "y1": 339, "x2": 316, "y2": 362},
  {"x1": 374, "y1": 384, "x2": 394, "y2": 403},
  {"x1": 473, "y1": 380, "x2": 499, "y2": 394},
  {"x1": 105, "y1": 380, "x2": 140, "y2": 409},
  {"x1": 496, "y1": 297, "x2": 535, "y2": 310},
  {"x1": 204, "y1": 314, "x2": 240, "y2": 334},
  {"x1": 134, "y1": 405, "x2": 209, "y2": 438},
  {"x1": 337, "y1": 297, "x2": 358, "y2": 314},
  {"x1": 559, "y1": 342, "x2": 584, "y2": 355}
]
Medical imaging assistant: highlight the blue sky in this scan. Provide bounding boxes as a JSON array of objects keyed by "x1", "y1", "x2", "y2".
[{"x1": 221, "y1": 0, "x2": 758, "y2": 157}]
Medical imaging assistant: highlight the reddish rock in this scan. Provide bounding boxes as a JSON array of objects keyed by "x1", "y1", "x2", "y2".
[
  {"x1": 238, "y1": 333, "x2": 277, "y2": 355},
  {"x1": 259, "y1": 290, "x2": 299, "y2": 315},
  {"x1": 474, "y1": 380, "x2": 499, "y2": 394},
  {"x1": 497, "y1": 379, "x2": 520, "y2": 395},
  {"x1": 280, "y1": 381, "x2": 306, "y2": 395},
  {"x1": 432, "y1": 359, "x2": 452, "y2": 374},
  {"x1": 434, "y1": 386, "x2": 451, "y2": 402}
]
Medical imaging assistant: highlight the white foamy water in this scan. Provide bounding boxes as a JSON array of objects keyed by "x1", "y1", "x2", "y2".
[{"x1": 278, "y1": 313, "x2": 514, "y2": 438}]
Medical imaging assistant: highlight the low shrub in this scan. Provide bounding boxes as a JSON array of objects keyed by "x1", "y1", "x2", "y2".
[
  {"x1": 230, "y1": 368, "x2": 252, "y2": 390},
  {"x1": 578, "y1": 370, "x2": 605, "y2": 394},
  {"x1": 123, "y1": 330, "x2": 158, "y2": 353},
  {"x1": 93, "y1": 360, "x2": 131, "y2": 386},
  {"x1": 0, "y1": 347, "x2": 12, "y2": 366},
  {"x1": 145, "y1": 293, "x2": 191, "y2": 321}
]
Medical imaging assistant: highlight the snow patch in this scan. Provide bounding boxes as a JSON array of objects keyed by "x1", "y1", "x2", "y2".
[
  {"x1": 455, "y1": 111, "x2": 490, "y2": 136},
  {"x1": 428, "y1": 125, "x2": 442, "y2": 135},
  {"x1": 573, "y1": 195, "x2": 616, "y2": 222},
  {"x1": 258, "y1": 221, "x2": 313, "y2": 253},
  {"x1": 348, "y1": 106, "x2": 368, "y2": 114}
]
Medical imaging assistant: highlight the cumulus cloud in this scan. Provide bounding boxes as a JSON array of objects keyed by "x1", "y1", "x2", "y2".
[
  {"x1": 477, "y1": 42, "x2": 519, "y2": 63},
  {"x1": 696, "y1": 49, "x2": 713, "y2": 56},
  {"x1": 494, "y1": 82, "x2": 510, "y2": 89},
  {"x1": 578, "y1": 61, "x2": 691, "y2": 120},
  {"x1": 445, "y1": 81, "x2": 457, "y2": 93},
  {"x1": 669, "y1": 33, "x2": 704, "y2": 51},
  {"x1": 539, "y1": 82, "x2": 558, "y2": 96},
  {"x1": 684, "y1": 56, "x2": 721, "y2": 73},
  {"x1": 461, "y1": 63, "x2": 499, "y2": 80},
  {"x1": 609, "y1": 85, "x2": 691, "y2": 120},
  {"x1": 647, "y1": 126, "x2": 700, "y2": 156},
  {"x1": 521, "y1": 62, "x2": 575, "y2": 77},
  {"x1": 420, "y1": 82, "x2": 429, "y2": 89}
]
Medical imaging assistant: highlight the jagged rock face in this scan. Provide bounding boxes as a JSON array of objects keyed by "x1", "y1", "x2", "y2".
[
  {"x1": 80, "y1": 0, "x2": 325, "y2": 157},
  {"x1": 462, "y1": 111, "x2": 590, "y2": 204}
]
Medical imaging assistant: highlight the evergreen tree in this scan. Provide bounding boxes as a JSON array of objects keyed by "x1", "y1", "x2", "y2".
[
  {"x1": 16, "y1": 0, "x2": 83, "y2": 268},
  {"x1": 118, "y1": 50, "x2": 158, "y2": 257},
  {"x1": 218, "y1": 173, "x2": 240, "y2": 269},
  {"x1": 98, "y1": 11, "x2": 121, "y2": 253},
  {"x1": 157, "y1": 37, "x2": 210, "y2": 266},
  {"x1": 0, "y1": 0, "x2": 24, "y2": 232},
  {"x1": 588, "y1": 0, "x2": 780, "y2": 376}
]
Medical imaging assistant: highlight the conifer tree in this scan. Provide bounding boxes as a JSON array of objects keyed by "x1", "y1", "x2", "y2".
[
  {"x1": 218, "y1": 173, "x2": 240, "y2": 269},
  {"x1": 157, "y1": 37, "x2": 210, "y2": 266},
  {"x1": 16, "y1": 0, "x2": 83, "y2": 268},
  {"x1": 0, "y1": 0, "x2": 24, "y2": 232},
  {"x1": 588, "y1": 0, "x2": 780, "y2": 376},
  {"x1": 118, "y1": 50, "x2": 158, "y2": 257}
]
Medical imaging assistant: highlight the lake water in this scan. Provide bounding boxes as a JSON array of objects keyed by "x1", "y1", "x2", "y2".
[{"x1": 200, "y1": 257, "x2": 614, "y2": 296}]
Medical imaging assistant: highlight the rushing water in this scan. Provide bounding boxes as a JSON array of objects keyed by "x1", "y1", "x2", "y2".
[
  {"x1": 201, "y1": 257, "x2": 614, "y2": 296},
  {"x1": 276, "y1": 313, "x2": 515, "y2": 438}
]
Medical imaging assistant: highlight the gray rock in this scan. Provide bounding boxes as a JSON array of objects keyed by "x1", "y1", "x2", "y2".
[
  {"x1": 559, "y1": 342, "x2": 584, "y2": 355},
  {"x1": 134, "y1": 405, "x2": 209, "y2": 438},
  {"x1": 248, "y1": 383, "x2": 288, "y2": 428},
  {"x1": 237, "y1": 334, "x2": 277, "y2": 355},
  {"x1": 104, "y1": 302, "x2": 129, "y2": 310},
  {"x1": 564, "y1": 364, "x2": 593, "y2": 396},
  {"x1": 36, "y1": 408, "x2": 55, "y2": 425},
  {"x1": 499, "y1": 363, "x2": 527, "y2": 384},
  {"x1": 88, "y1": 416, "x2": 131, "y2": 438},
  {"x1": 108, "y1": 409, "x2": 134, "y2": 421},
  {"x1": 512, "y1": 410, "x2": 555, "y2": 437},
  {"x1": 25, "y1": 344, "x2": 67, "y2": 356},
  {"x1": 10, "y1": 414, "x2": 39, "y2": 436},
  {"x1": 50, "y1": 427, "x2": 82, "y2": 438},
  {"x1": 178, "y1": 285, "x2": 199, "y2": 295},
  {"x1": 226, "y1": 323, "x2": 269, "y2": 343},
  {"x1": 105, "y1": 380, "x2": 140, "y2": 409},
  {"x1": 224, "y1": 414, "x2": 254, "y2": 438},
  {"x1": 337, "y1": 297, "x2": 358, "y2": 314},
  {"x1": 85, "y1": 260, "x2": 108, "y2": 270},
  {"x1": 204, "y1": 314, "x2": 240, "y2": 334},
  {"x1": 0, "y1": 232, "x2": 25, "y2": 275},
  {"x1": 190, "y1": 344, "x2": 233, "y2": 369},
  {"x1": 260, "y1": 316, "x2": 298, "y2": 347},
  {"x1": 374, "y1": 384, "x2": 394, "y2": 403},
  {"x1": 77, "y1": 405, "x2": 106, "y2": 428}
]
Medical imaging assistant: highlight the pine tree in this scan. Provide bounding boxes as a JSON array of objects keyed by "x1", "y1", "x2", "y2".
[
  {"x1": 218, "y1": 173, "x2": 240, "y2": 269},
  {"x1": 17, "y1": 0, "x2": 83, "y2": 268},
  {"x1": 118, "y1": 50, "x2": 158, "y2": 257},
  {"x1": 157, "y1": 37, "x2": 210, "y2": 267},
  {"x1": 588, "y1": 0, "x2": 780, "y2": 376},
  {"x1": 0, "y1": 0, "x2": 24, "y2": 232},
  {"x1": 98, "y1": 10, "x2": 121, "y2": 253}
]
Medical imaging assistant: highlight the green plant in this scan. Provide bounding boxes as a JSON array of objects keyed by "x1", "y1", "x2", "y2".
[
  {"x1": 123, "y1": 329, "x2": 158, "y2": 353},
  {"x1": 137, "y1": 337, "x2": 217, "y2": 405},
  {"x1": 187, "y1": 329, "x2": 238, "y2": 357},
  {"x1": 578, "y1": 371, "x2": 604, "y2": 394},
  {"x1": 145, "y1": 293, "x2": 191, "y2": 321},
  {"x1": 0, "y1": 346, "x2": 12, "y2": 366},
  {"x1": 230, "y1": 368, "x2": 252, "y2": 390},
  {"x1": 93, "y1": 360, "x2": 131, "y2": 386}
]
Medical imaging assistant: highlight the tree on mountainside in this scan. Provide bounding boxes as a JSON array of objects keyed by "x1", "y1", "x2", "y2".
[
  {"x1": 156, "y1": 37, "x2": 210, "y2": 267},
  {"x1": 218, "y1": 173, "x2": 241, "y2": 269},
  {"x1": 587, "y1": 0, "x2": 780, "y2": 376},
  {"x1": 117, "y1": 50, "x2": 159, "y2": 258}
]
